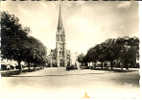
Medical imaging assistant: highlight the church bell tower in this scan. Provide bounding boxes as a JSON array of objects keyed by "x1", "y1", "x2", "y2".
[{"x1": 56, "y1": 1, "x2": 67, "y2": 67}]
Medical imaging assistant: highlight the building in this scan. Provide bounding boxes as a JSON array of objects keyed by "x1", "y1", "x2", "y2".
[{"x1": 48, "y1": 2, "x2": 71, "y2": 67}]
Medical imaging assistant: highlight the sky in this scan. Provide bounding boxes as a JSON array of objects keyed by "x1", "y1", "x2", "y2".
[{"x1": 1, "y1": 1, "x2": 139, "y2": 54}]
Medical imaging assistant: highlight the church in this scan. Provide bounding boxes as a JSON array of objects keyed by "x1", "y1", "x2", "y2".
[{"x1": 48, "y1": 2, "x2": 71, "y2": 67}]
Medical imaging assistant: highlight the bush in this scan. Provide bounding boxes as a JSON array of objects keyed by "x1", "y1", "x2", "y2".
[
  {"x1": 66, "y1": 65, "x2": 77, "y2": 71},
  {"x1": 1, "y1": 64, "x2": 7, "y2": 70},
  {"x1": 80, "y1": 65, "x2": 89, "y2": 69},
  {"x1": 10, "y1": 65, "x2": 15, "y2": 70}
]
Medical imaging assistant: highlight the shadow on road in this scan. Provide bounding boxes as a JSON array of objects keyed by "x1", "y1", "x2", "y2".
[
  {"x1": 7, "y1": 72, "x2": 104, "y2": 77},
  {"x1": 91, "y1": 68, "x2": 138, "y2": 73},
  {"x1": 111, "y1": 72, "x2": 140, "y2": 87}
]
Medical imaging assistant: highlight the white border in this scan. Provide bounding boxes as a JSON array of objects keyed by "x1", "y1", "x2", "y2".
[{"x1": 139, "y1": 1, "x2": 142, "y2": 97}]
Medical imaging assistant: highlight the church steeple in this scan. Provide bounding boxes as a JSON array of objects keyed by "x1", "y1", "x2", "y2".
[{"x1": 57, "y1": 0, "x2": 64, "y2": 33}]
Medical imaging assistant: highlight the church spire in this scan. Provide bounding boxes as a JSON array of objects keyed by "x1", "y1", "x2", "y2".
[{"x1": 57, "y1": 0, "x2": 64, "y2": 32}]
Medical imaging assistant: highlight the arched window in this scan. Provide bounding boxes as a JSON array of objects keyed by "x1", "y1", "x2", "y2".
[{"x1": 59, "y1": 51, "x2": 62, "y2": 55}]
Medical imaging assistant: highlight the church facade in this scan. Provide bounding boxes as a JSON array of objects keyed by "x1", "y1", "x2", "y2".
[{"x1": 48, "y1": 3, "x2": 71, "y2": 67}]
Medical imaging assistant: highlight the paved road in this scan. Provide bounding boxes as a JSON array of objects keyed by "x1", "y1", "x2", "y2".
[{"x1": 0, "y1": 68, "x2": 140, "y2": 100}]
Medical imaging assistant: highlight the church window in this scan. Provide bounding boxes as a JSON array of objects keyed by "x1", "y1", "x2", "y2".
[{"x1": 59, "y1": 51, "x2": 62, "y2": 55}]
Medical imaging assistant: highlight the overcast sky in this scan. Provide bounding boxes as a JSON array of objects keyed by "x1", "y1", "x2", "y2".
[{"x1": 1, "y1": 1, "x2": 139, "y2": 54}]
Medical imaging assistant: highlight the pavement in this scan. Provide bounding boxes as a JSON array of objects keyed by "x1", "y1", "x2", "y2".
[
  {"x1": 0, "y1": 68, "x2": 141, "y2": 100},
  {"x1": 14, "y1": 67, "x2": 107, "y2": 76}
]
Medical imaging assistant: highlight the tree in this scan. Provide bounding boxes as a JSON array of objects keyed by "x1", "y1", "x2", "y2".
[
  {"x1": 77, "y1": 53, "x2": 85, "y2": 66},
  {"x1": 85, "y1": 47, "x2": 98, "y2": 67},
  {"x1": 1, "y1": 11, "x2": 29, "y2": 72},
  {"x1": 84, "y1": 36, "x2": 139, "y2": 71},
  {"x1": 1, "y1": 11, "x2": 47, "y2": 72},
  {"x1": 119, "y1": 37, "x2": 139, "y2": 70},
  {"x1": 104, "y1": 39, "x2": 120, "y2": 70}
]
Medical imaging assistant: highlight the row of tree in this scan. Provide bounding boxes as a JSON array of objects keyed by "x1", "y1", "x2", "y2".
[
  {"x1": 1, "y1": 12, "x2": 47, "y2": 72},
  {"x1": 78, "y1": 36, "x2": 139, "y2": 70}
]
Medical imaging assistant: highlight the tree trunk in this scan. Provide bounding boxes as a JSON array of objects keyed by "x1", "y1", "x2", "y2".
[
  {"x1": 121, "y1": 65, "x2": 123, "y2": 71},
  {"x1": 117, "y1": 60, "x2": 120, "y2": 67},
  {"x1": 18, "y1": 60, "x2": 22, "y2": 73},
  {"x1": 93, "y1": 62, "x2": 96, "y2": 69},
  {"x1": 120, "y1": 61, "x2": 124, "y2": 71},
  {"x1": 110, "y1": 61, "x2": 113, "y2": 70},
  {"x1": 101, "y1": 62, "x2": 104, "y2": 69},
  {"x1": 28, "y1": 62, "x2": 31, "y2": 72},
  {"x1": 28, "y1": 66, "x2": 30, "y2": 72},
  {"x1": 34, "y1": 66, "x2": 36, "y2": 71},
  {"x1": 126, "y1": 63, "x2": 129, "y2": 71}
]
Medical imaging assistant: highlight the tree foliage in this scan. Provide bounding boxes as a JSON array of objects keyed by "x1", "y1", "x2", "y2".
[
  {"x1": 77, "y1": 53, "x2": 85, "y2": 65},
  {"x1": 84, "y1": 36, "x2": 139, "y2": 70},
  {"x1": 1, "y1": 11, "x2": 47, "y2": 71}
]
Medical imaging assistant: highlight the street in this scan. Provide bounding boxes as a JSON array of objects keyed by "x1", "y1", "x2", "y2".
[{"x1": 0, "y1": 68, "x2": 140, "y2": 100}]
